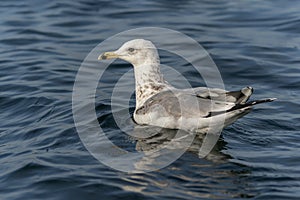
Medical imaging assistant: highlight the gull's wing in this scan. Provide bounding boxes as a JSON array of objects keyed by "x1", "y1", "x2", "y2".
[
  {"x1": 184, "y1": 86, "x2": 254, "y2": 104},
  {"x1": 135, "y1": 87, "x2": 275, "y2": 121},
  {"x1": 135, "y1": 90, "x2": 236, "y2": 119}
]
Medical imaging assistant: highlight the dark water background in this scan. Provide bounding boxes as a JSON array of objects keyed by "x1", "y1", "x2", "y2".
[{"x1": 1, "y1": 0, "x2": 299, "y2": 199}]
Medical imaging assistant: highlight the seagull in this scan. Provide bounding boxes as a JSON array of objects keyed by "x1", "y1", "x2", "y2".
[{"x1": 98, "y1": 39, "x2": 275, "y2": 134}]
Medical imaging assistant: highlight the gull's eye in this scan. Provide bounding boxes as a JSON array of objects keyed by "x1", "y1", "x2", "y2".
[{"x1": 128, "y1": 48, "x2": 135, "y2": 53}]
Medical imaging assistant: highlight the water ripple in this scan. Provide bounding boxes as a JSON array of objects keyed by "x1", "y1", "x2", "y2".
[{"x1": 0, "y1": 0, "x2": 299, "y2": 199}]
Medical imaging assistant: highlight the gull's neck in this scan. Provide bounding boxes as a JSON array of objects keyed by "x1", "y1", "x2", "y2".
[
  {"x1": 134, "y1": 63, "x2": 163, "y2": 86},
  {"x1": 133, "y1": 60, "x2": 169, "y2": 108}
]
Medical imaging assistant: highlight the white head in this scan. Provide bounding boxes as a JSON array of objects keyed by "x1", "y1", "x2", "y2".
[{"x1": 98, "y1": 39, "x2": 160, "y2": 66}]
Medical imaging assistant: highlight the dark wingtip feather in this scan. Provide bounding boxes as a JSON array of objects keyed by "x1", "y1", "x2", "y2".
[{"x1": 230, "y1": 97, "x2": 276, "y2": 111}]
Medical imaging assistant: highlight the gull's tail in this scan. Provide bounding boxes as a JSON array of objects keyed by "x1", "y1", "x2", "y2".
[
  {"x1": 223, "y1": 87, "x2": 276, "y2": 127},
  {"x1": 228, "y1": 97, "x2": 277, "y2": 112}
]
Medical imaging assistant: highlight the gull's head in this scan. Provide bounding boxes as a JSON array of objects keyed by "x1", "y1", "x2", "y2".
[{"x1": 98, "y1": 39, "x2": 159, "y2": 66}]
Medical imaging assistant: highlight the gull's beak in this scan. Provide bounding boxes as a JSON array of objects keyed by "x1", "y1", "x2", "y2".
[{"x1": 98, "y1": 51, "x2": 119, "y2": 60}]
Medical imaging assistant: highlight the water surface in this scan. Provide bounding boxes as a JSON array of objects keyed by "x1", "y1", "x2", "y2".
[{"x1": 1, "y1": 0, "x2": 299, "y2": 199}]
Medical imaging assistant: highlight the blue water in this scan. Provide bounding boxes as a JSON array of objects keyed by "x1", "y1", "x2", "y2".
[{"x1": 1, "y1": 0, "x2": 300, "y2": 199}]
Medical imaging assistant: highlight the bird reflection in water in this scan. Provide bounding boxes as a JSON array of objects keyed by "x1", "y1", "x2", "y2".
[{"x1": 128, "y1": 122, "x2": 229, "y2": 170}]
